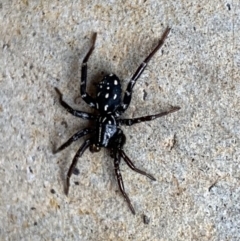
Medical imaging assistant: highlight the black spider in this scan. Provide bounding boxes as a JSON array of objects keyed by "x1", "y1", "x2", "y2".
[{"x1": 54, "y1": 27, "x2": 180, "y2": 214}]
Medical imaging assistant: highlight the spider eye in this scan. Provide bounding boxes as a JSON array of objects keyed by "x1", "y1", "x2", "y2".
[{"x1": 90, "y1": 144, "x2": 101, "y2": 153}]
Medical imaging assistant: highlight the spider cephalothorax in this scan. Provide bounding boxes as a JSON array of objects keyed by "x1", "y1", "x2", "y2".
[{"x1": 54, "y1": 27, "x2": 180, "y2": 214}]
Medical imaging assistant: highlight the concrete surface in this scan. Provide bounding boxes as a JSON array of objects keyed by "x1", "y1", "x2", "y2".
[{"x1": 0, "y1": 1, "x2": 240, "y2": 240}]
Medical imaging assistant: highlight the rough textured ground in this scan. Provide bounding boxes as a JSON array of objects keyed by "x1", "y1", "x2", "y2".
[{"x1": 0, "y1": 1, "x2": 240, "y2": 240}]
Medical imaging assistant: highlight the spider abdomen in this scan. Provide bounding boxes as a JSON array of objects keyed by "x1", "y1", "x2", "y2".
[{"x1": 96, "y1": 74, "x2": 122, "y2": 114}]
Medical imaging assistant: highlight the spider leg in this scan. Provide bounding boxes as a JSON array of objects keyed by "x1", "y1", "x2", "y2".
[
  {"x1": 119, "y1": 106, "x2": 180, "y2": 126},
  {"x1": 55, "y1": 88, "x2": 96, "y2": 120},
  {"x1": 65, "y1": 139, "x2": 91, "y2": 195},
  {"x1": 54, "y1": 128, "x2": 94, "y2": 154},
  {"x1": 113, "y1": 150, "x2": 136, "y2": 215},
  {"x1": 80, "y1": 33, "x2": 98, "y2": 109},
  {"x1": 117, "y1": 27, "x2": 171, "y2": 114},
  {"x1": 119, "y1": 150, "x2": 156, "y2": 181}
]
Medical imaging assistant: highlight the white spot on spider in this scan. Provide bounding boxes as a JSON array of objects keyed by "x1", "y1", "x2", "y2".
[
  {"x1": 109, "y1": 73, "x2": 113, "y2": 76},
  {"x1": 82, "y1": 94, "x2": 87, "y2": 98},
  {"x1": 98, "y1": 126, "x2": 102, "y2": 142},
  {"x1": 89, "y1": 102, "x2": 95, "y2": 107},
  {"x1": 108, "y1": 120, "x2": 112, "y2": 124},
  {"x1": 104, "y1": 105, "x2": 108, "y2": 111},
  {"x1": 107, "y1": 87, "x2": 110, "y2": 90},
  {"x1": 126, "y1": 91, "x2": 130, "y2": 96},
  {"x1": 103, "y1": 117, "x2": 106, "y2": 122},
  {"x1": 99, "y1": 85, "x2": 103, "y2": 89},
  {"x1": 113, "y1": 94, "x2": 117, "y2": 99},
  {"x1": 81, "y1": 113, "x2": 88, "y2": 118},
  {"x1": 105, "y1": 93, "x2": 109, "y2": 98},
  {"x1": 114, "y1": 80, "x2": 118, "y2": 85},
  {"x1": 97, "y1": 92, "x2": 101, "y2": 96},
  {"x1": 96, "y1": 103, "x2": 99, "y2": 109}
]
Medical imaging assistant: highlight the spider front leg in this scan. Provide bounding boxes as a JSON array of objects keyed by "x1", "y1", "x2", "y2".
[
  {"x1": 119, "y1": 106, "x2": 180, "y2": 126},
  {"x1": 119, "y1": 150, "x2": 156, "y2": 181},
  {"x1": 80, "y1": 33, "x2": 98, "y2": 109},
  {"x1": 65, "y1": 139, "x2": 91, "y2": 195},
  {"x1": 53, "y1": 128, "x2": 94, "y2": 154},
  {"x1": 117, "y1": 27, "x2": 171, "y2": 114},
  {"x1": 113, "y1": 150, "x2": 136, "y2": 215},
  {"x1": 55, "y1": 87, "x2": 96, "y2": 120}
]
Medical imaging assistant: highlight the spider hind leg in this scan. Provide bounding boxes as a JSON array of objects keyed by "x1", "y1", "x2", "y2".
[
  {"x1": 117, "y1": 27, "x2": 171, "y2": 114},
  {"x1": 80, "y1": 33, "x2": 98, "y2": 109}
]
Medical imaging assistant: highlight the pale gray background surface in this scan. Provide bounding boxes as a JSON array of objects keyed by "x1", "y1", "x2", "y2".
[{"x1": 0, "y1": 1, "x2": 240, "y2": 240}]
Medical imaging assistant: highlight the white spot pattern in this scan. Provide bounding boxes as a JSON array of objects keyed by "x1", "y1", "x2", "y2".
[
  {"x1": 105, "y1": 93, "x2": 109, "y2": 98},
  {"x1": 81, "y1": 113, "x2": 88, "y2": 118},
  {"x1": 114, "y1": 80, "x2": 118, "y2": 85},
  {"x1": 104, "y1": 105, "x2": 108, "y2": 111}
]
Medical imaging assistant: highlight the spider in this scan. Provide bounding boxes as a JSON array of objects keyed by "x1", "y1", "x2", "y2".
[{"x1": 54, "y1": 27, "x2": 180, "y2": 215}]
